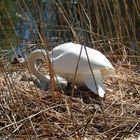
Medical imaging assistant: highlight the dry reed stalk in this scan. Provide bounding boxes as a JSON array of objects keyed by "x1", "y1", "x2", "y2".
[
  {"x1": 0, "y1": 0, "x2": 140, "y2": 139},
  {"x1": 0, "y1": 60, "x2": 140, "y2": 139}
]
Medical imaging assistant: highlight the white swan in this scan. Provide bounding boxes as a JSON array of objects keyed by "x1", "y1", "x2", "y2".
[{"x1": 28, "y1": 42, "x2": 115, "y2": 97}]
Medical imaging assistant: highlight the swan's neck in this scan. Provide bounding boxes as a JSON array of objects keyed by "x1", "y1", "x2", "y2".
[
  {"x1": 28, "y1": 54, "x2": 49, "y2": 83},
  {"x1": 33, "y1": 62, "x2": 48, "y2": 82}
]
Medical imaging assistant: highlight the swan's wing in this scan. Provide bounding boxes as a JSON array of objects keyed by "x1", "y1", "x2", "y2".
[{"x1": 83, "y1": 70, "x2": 105, "y2": 97}]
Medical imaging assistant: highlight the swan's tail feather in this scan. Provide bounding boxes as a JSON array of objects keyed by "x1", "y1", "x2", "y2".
[{"x1": 84, "y1": 70, "x2": 105, "y2": 97}]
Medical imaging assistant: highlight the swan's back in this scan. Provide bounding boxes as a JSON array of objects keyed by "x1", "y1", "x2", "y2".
[{"x1": 51, "y1": 42, "x2": 114, "y2": 76}]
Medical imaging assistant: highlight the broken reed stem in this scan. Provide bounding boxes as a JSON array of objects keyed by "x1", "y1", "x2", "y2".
[
  {"x1": 83, "y1": 42, "x2": 108, "y2": 129},
  {"x1": 71, "y1": 44, "x2": 83, "y2": 97}
]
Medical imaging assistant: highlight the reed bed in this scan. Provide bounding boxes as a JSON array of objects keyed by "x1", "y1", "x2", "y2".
[
  {"x1": 0, "y1": 0, "x2": 140, "y2": 139},
  {"x1": 0, "y1": 61, "x2": 140, "y2": 139}
]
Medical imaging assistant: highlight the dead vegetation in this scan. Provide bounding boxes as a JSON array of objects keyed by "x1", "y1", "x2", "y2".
[
  {"x1": 0, "y1": 62, "x2": 140, "y2": 139},
  {"x1": 0, "y1": 0, "x2": 140, "y2": 139}
]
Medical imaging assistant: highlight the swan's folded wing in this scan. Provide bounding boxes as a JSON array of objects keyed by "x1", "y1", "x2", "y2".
[{"x1": 83, "y1": 70, "x2": 105, "y2": 97}]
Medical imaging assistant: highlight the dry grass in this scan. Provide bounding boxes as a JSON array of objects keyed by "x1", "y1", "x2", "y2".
[
  {"x1": 0, "y1": 0, "x2": 140, "y2": 139},
  {"x1": 0, "y1": 62, "x2": 140, "y2": 139}
]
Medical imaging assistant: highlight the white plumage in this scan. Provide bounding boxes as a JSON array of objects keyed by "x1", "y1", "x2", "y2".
[{"x1": 28, "y1": 42, "x2": 115, "y2": 97}]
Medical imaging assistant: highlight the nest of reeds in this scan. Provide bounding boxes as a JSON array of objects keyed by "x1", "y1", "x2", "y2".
[
  {"x1": 0, "y1": 61, "x2": 140, "y2": 139},
  {"x1": 0, "y1": 0, "x2": 140, "y2": 139}
]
